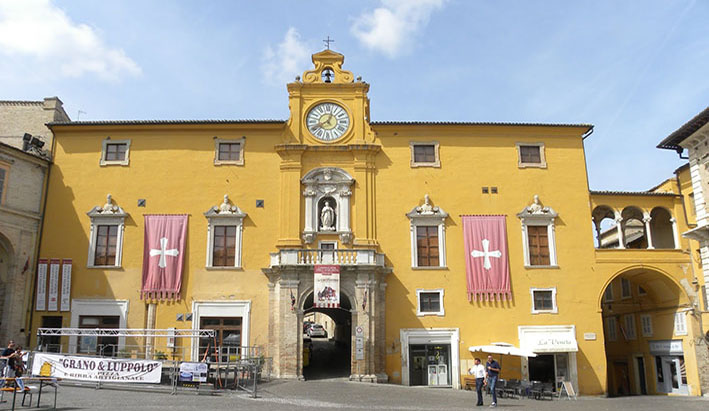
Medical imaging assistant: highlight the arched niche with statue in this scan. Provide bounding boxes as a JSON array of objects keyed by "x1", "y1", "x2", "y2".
[{"x1": 302, "y1": 167, "x2": 354, "y2": 244}]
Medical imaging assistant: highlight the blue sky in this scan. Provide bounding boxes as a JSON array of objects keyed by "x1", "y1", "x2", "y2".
[{"x1": 1, "y1": 0, "x2": 707, "y2": 190}]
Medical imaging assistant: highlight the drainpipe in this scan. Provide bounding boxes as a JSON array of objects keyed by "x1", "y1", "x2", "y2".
[{"x1": 25, "y1": 125, "x2": 56, "y2": 348}]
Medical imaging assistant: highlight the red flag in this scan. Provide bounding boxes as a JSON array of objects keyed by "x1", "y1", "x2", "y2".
[
  {"x1": 462, "y1": 215, "x2": 511, "y2": 301},
  {"x1": 141, "y1": 215, "x2": 188, "y2": 301}
]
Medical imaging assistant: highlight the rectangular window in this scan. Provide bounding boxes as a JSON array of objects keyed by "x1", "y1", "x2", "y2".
[
  {"x1": 212, "y1": 225, "x2": 236, "y2": 267},
  {"x1": 416, "y1": 289, "x2": 445, "y2": 316},
  {"x1": 532, "y1": 289, "x2": 554, "y2": 312},
  {"x1": 0, "y1": 166, "x2": 7, "y2": 204},
  {"x1": 78, "y1": 315, "x2": 120, "y2": 355},
  {"x1": 516, "y1": 142, "x2": 546, "y2": 168},
  {"x1": 94, "y1": 225, "x2": 118, "y2": 266},
  {"x1": 105, "y1": 143, "x2": 127, "y2": 161},
  {"x1": 603, "y1": 283, "x2": 614, "y2": 302},
  {"x1": 410, "y1": 141, "x2": 440, "y2": 167},
  {"x1": 527, "y1": 226, "x2": 550, "y2": 266},
  {"x1": 416, "y1": 226, "x2": 439, "y2": 267},
  {"x1": 674, "y1": 312, "x2": 687, "y2": 336},
  {"x1": 638, "y1": 286, "x2": 647, "y2": 296},
  {"x1": 214, "y1": 137, "x2": 245, "y2": 165},
  {"x1": 640, "y1": 314, "x2": 653, "y2": 337},
  {"x1": 606, "y1": 317, "x2": 617, "y2": 341},
  {"x1": 623, "y1": 314, "x2": 636, "y2": 340},
  {"x1": 218, "y1": 143, "x2": 241, "y2": 162},
  {"x1": 100, "y1": 139, "x2": 131, "y2": 166},
  {"x1": 621, "y1": 278, "x2": 632, "y2": 299}
]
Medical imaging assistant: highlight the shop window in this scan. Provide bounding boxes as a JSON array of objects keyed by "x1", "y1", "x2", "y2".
[
  {"x1": 416, "y1": 289, "x2": 444, "y2": 316},
  {"x1": 517, "y1": 195, "x2": 558, "y2": 267},
  {"x1": 87, "y1": 194, "x2": 127, "y2": 268},
  {"x1": 0, "y1": 164, "x2": 8, "y2": 204},
  {"x1": 39, "y1": 316, "x2": 62, "y2": 352},
  {"x1": 199, "y1": 316, "x2": 242, "y2": 363},
  {"x1": 100, "y1": 139, "x2": 130, "y2": 166},
  {"x1": 530, "y1": 288, "x2": 557, "y2": 314},
  {"x1": 621, "y1": 278, "x2": 631, "y2": 299},
  {"x1": 78, "y1": 315, "x2": 120, "y2": 356},
  {"x1": 410, "y1": 141, "x2": 440, "y2": 168},
  {"x1": 606, "y1": 317, "x2": 618, "y2": 341},
  {"x1": 623, "y1": 314, "x2": 636, "y2": 340},
  {"x1": 516, "y1": 142, "x2": 546, "y2": 168},
  {"x1": 204, "y1": 195, "x2": 246, "y2": 268},
  {"x1": 407, "y1": 195, "x2": 448, "y2": 268},
  {"x1": 214, "y1": 137, "x2": 245, "y2": 166},
  {"x1": 640, "y1": 314, "x2": 653, "y2": 337},
  {"x1": 673, "y1": 312, "x2": 687, "y2": 336}
]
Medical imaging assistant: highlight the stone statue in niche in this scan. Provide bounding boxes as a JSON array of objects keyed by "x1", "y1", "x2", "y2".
[
  {"x1": 527, "y1": 194, "x2": 550, "y2": 214},
  {"x1": 320, "y1": 200, "x2": 336, "y2": 231},
  {"x1": 416, "y1": 194, "x2": 439, "y2": 215}
]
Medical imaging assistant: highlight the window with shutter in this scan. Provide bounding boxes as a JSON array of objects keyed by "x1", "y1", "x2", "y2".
[
  {"x1": 527, "y1": 225, "x2": 550, "y2": 266},
  {"x1": 416, "y1": 226, "x2": 439, "y2": 267}
]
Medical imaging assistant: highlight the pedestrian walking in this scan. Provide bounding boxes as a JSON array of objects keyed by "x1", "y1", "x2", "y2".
[
  {"x1": 486, "y1": 355, "x2": 501, "y2": 407},
  {"x1": 469, "y1": 357, "x2": 486, "y2": 406}
]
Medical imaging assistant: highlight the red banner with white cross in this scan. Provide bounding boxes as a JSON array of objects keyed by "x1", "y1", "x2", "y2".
[
  {"x1": 141, "y1": 215, "x2": 188, "y2": 301},
  {"x1": 462, "y1": 215, "x2": 511, "y2": 301}
]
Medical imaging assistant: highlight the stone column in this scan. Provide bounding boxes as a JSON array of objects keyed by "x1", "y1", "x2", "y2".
[
  {"x1": 276, "y1": 145, "x2": 306, "y2": 248},
  {"x1": 145, "y1": 303, "x2": 156, "y2": 359},
  {"x1": 643, "y1": 216, "x2": 654, "y2": 249},
  {"x1": 615, "y1": 216, "x2": 625, "y2": 249},
  {"x1": 670, "y1": 217, "x2": 680, "y2": 249},
  {"x1": 351, "y1": 146, "x2": 380, "y2": 248},
  {"x1": 277, "y1": 274, "x2": 300, "y2": 378}
]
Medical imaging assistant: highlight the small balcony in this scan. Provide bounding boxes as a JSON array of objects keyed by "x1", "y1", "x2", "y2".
[{"x1": 269, "y1": 249, "x2": 386, "y2": 267}]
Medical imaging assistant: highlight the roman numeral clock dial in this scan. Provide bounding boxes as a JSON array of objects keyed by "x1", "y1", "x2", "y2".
[{"x1": 306, "y1": 102, "x2": 350, "y2": 142}]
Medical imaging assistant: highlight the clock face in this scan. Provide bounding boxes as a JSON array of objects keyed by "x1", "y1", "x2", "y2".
[{"x1": 306, "y1": 102, "x2": 350, "y2": 141}]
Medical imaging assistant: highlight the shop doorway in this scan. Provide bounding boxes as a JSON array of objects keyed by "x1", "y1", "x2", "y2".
[
  {"x1": 529, "y1": 355, "x2": 555, "y2": 385},
  {"x1": 409, "y1": 344, "x2": 452, "y2": 387},
  {"x1": 655, "y1": 356, "x2": 688, "y2": 395},
  {"x1": 613, "y1": 361, "x2": 631, "y2": 396},
  {"x1": 302, "y1": 291, "x2": 352, "y2": 380},
  {"x1": 635, "y1": 356, "x2": 647, "y2": 395}
]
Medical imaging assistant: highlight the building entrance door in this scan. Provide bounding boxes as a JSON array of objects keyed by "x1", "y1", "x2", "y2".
[{"x1": 656, "y1": 356, "x2": 688, "y2": 395}]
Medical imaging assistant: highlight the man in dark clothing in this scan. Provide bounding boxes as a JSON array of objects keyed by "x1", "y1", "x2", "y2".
[
  {"x1": 486, "y1": 355, "x2": 501, "y2": 407},
  {"x1": 1, "y1": 340, "x2": 16, "y2": 383}
]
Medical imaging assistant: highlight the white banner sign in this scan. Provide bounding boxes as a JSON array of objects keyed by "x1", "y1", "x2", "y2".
[
  {"x1": 60, "y1": 259, "x2": 72, "y2": 311},
  {"x1": 314, "y1": 265, "x2": 340, "y2": 308},
  {"x1": 518, "y1": 325, "x2": 578, "y2": 353},
  {"x1": 32, "y1": 353, "x2": 163, "y2": 383},
  {"x1": 35, "y1": 259, "x2": 48, "y2": 311},
  {"x1": 179, "y1": 362, "x2": 208, "y2": 382},
  {"x1": 47, "y1": 259, "x2": 60, "y2": 311}
]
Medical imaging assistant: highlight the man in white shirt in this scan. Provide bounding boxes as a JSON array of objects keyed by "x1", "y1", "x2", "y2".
[{"x1": 468, "y1": 357, "x2": 486, "y2": 406}]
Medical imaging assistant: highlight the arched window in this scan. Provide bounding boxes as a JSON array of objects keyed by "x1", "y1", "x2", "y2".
[{"x1": 650, "y1": 207, "x2": 675, "y2": 249}]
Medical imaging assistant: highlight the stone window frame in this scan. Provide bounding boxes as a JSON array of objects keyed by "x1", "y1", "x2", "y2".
[
  {"x1": 606, "y1": 317, "x2": 617, "y2": 341},
  {"x1": 213, "y1": 137, "x2": 245, "y2": 166},
  {"x1": 530, "y1": 287, "x2": 558, "y2": 314},
  {"x1": 623, "y1": 314, "x2": 637, "y2": 340},
  {"x1": 409, "y1": 141, "x2": 440, "y2": 168},
  {"x1": 204, "y1": 195, "x2": 247, "y2": 269},
  {"x1": 407, "y1": 196, "x2": 448, "y2": 269},
  {"x1": 86, "y1": 195, "x2": 128, "y2": 268},
  {"x1": 0, "y1": 161, "x2": 10, "y2": 204},
  {"x1": 100, "y1": 138, "x2": 131, "y2": 166},
  {"x1": 190, "y1": 300, "x2": 251, "y2": 362},
  {"x1": 69, "y1": 299, "x2": 129, "y2": 353},
  {"x1": 673, "y1": 311, "x2": 688, "y2": 336},
  {"x1": 516, "y1": 142, "x2": 546, "y2": 168},
  {"x1": 517, "y1": 201, "x2": 558, "y2": 268},
  {"x1": 415, "y1": 288, "x2": 445, "y2": 317},
  {"x1": 640, "y1": 314, "x2": 653, "y2": 337}
]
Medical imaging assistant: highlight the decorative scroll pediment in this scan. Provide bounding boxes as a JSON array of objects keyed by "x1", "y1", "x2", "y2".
[
  {"x1": 516, "y1": 194, "x2": 557, "y2": 220},
  {"x1": 301, "y1": 49, "x2": 355, "y2": 84},
  {"x1": 204, "y1": 194, "x2": 247, "y2": 219},
  {"x1": 87, "y1": 194, "x2": 127, "y2": 218},
  {"x1": 406, "y1": 194, "x2": 448, "y2": 222}
]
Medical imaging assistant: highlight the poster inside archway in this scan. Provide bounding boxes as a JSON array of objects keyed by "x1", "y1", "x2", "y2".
[{"x1": 314, "y1": 265, "x2": 340, "y2": 308}]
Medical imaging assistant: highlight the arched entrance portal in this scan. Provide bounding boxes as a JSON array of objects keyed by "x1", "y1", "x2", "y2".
[
  {"x1": 302, "y1": 291, "x2": 352, "y2": 380},
  {"x1": 599, "y1": 267, "x2": 695, "y2": 396}
]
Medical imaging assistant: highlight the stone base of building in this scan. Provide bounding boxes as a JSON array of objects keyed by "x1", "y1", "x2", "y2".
[{"x1": 349, "y1": 373, "x2": 389, "y2": 383}]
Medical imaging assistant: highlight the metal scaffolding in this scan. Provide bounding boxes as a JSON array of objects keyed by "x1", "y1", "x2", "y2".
[{"x1": 36, "y1": 328, "x2": 215, "y2": 338}]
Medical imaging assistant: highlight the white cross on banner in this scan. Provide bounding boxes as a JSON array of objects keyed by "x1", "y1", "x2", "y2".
[
  {"x1": 462, "y1": 215, "x2": 511, "y2": 301},
  {"x1": 142, "y1": 215, "x2": 188, "y2": 301}
]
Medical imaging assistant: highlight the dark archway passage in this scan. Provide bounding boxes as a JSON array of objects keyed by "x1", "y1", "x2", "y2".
[{"x1": 302, "y1": 291, "x2": 352, "y2": 380}]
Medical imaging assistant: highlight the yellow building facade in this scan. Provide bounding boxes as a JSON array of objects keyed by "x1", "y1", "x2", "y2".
[{"x1": 28, "y1": 50, "x2": 708, "y2": 396}]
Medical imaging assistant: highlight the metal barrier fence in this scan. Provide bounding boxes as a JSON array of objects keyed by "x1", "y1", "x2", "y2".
[{"x1": 30, "y1": 343, "x2": 270, "y2": 397}]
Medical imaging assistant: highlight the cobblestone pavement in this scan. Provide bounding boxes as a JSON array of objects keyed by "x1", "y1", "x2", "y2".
[{"x1": 10, "y1": 379, "x2": 708, "y2": 410}]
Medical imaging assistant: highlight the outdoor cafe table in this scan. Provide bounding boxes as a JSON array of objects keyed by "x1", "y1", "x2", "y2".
[{"x1": 1, "y1": 376, "x2": 60, "y2": 410}]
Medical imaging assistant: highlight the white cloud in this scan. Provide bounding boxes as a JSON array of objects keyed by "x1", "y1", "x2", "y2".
[
  {"x1": 351, "y1": 0, "x2": 446, "y2": 58},
  {"x1": 262, "y1": 27, "x2": 310, "y2": 86},
  {"x1": 0, "y1": 0, "x2": 140, "y2": 81}
]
